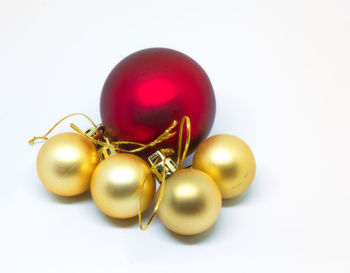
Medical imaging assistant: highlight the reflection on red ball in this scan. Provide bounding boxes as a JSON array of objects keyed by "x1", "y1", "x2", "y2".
[{"x1": 100, "y1": 48, "x2": 216, "y2": 157}]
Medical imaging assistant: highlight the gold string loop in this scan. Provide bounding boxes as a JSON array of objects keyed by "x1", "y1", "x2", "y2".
[
  {"x1": 28, "y1": 113, "x2": 97, "y2": 145},
  {"x1": 29, "y1": 113, "x2": 179, "y2": 156},
  {"x1": 71, "y1": 120, "x2": 178, "y2": 154},
  {"x1": 138, "y1": 151, "x2": 169, "y2": 230},
  {"x1": 110, "y1": 120, "x2": 178, "y2": 153},
  {"x1": 138, "y1": 116, "x2": 191, "y2": 231},
  {"x1": 176, "y1": 116, "x2": 191, "y2": 169}
]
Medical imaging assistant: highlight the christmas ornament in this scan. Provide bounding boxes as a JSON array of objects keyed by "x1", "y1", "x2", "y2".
[
  {"x1": 157, "y1": 169, "x2": 222, "y2": 235},
  {"x1": 36, "y1": 132, "x2": 99, "y2": 196},
  {"x1": 90, "y1": 153, "x2": 155, "y2": 219},
  {"x1": 193, "y1": 134, "x2": 256, "y2": 199},
  {"x1": 100, "y1": 48, "x2": 216, "y2": 156},
  {"x1": 138, "y1": 117, "x2": 222, "y2": 235}
]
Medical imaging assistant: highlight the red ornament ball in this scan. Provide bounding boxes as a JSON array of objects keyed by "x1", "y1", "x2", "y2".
[{"x1": 100, "y1": 48, "x2": 216, "y2": 156}]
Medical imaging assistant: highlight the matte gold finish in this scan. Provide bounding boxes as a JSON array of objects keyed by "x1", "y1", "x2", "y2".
[
  {"x1": 193, "y1": 134, "x2": 256, "y2": 199},
  {"x1": 158, "y1": 169, "x2": 222, "y2": 235},
  {"x1": 36, "y1": 133, "x2": 99, "y2": 196},
  {"x1": 91, "y1": 153, "x2": 155, "y2": 219}
]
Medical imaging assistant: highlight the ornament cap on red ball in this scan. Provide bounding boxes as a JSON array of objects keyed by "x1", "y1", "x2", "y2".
[{"x1": 100, "y1": 48, "x2": 216, "y2": 157}]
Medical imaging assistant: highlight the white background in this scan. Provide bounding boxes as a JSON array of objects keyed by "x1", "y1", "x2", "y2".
[{"x1": 1, "y1": 0, "x2": 349, "y2": 272}]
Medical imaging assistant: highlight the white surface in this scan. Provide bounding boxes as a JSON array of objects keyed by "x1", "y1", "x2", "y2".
[{"x1": 1, "y1": 0, "x2": 350, "y2": 272}]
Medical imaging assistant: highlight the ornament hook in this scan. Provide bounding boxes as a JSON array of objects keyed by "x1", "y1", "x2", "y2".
[{"x1": 148, "y1": 150, "x2": 177, "y2": 181}]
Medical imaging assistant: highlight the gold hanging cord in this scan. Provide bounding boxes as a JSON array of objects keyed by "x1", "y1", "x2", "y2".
[
  {"x1": 138, "y1": 116, "x2": 191, "y2": 230},
  {"x1": 28, "y1": 113, "x2": 97, "y2": 144},
  {"x1": 28, "y1": 113, "x2": 178, "y2": 154}
]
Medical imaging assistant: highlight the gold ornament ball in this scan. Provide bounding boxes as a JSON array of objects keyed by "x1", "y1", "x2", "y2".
[
  {"x1": 193, "y1": 134, "x2": 256, "y2": 199},
  {"x1": 91, "y1": 153, "x2": 155, "y2": 219},
  {"x1": 158, "y1": 169, "x2": 222, "y2": 235},
  {"x1": 36, "y1": 132, "x2": 99, "y2": 196}
]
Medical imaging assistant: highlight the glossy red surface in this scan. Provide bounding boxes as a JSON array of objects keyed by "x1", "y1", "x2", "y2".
[{"x1": 100, "y1": 48, "x2": 216, "y2": 157}]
